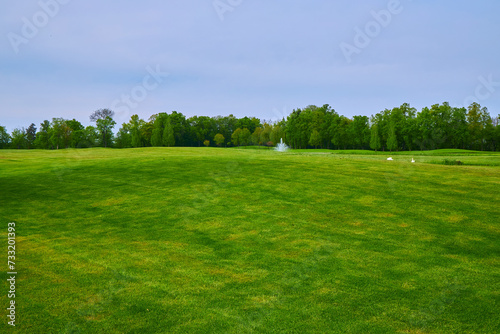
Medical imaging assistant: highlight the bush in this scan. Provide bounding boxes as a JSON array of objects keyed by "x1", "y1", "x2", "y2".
[{"x1": 442, "y1": 159, "x2": 463, "y2": 165}]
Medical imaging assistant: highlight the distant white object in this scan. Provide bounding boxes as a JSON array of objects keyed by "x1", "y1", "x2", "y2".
[
  {"x1": 387, "y1": 157, "x2": 393, "y2": 161},
  {"x1": 275, "y1": 138, "x2": 289, "y2": 152},
  {"x1": 411, "y1": 158, "x2": 415, "y2": 163}
]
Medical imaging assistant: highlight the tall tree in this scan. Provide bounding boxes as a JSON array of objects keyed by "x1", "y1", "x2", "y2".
[
  {"x1": 450, "y1": 107, "x2": 469, "y2": 149},
  {"x1": 270, "y1": 123, "x2": 285, "y2": 146},
  {"x1": 214, "y1": 133, "x2": 225, "y2": 147},
  {"x1": 350, "y1": 115, "x2": 370, "y2": 149},
  {"x1": 26, "y1": 123, "x2": 37, "y2": 149},
  {"x1": 386, "y1": 122, "x2": 398, "y2": 152},
  {"x1": 480, "y1": 108, "x2": 494, "y2": 151},
  {"x1": 115, "y1": 123, "x2": 132, "y2": 148},
  {"x1": 494, "y1": 115, "x2": 500, "y2": 151},
  {"x1": 34, "y1": 120, "x2": 51, "y2": 149},
  {"x1": 11, "y1": 128, "x2": 27, "y2": 149},
  {"x1": 309, "y1": 129, "x2": 321, "y2": 148},
  {"x1": 66, "y1": 119, "x2": 84, "y2": 148},
  {"x1": 50, "y1": 118, "x2": 66, "y2": 150},
  {"x1": 370, "y1": 123, "x2": 381, "y2": 151},
  {"x1": 231, "y1": 128, "x2": 242, "y2": 147},
  {"x1": 239, "y1": 128, "x2": 251, "y2": 146},
  {"x1": 128, "y1": 114, "x2": 145, "y2": 148},
  {"x1": 331, "y1": 116, "x2": 351, "y2": 149},
  {"x1": 163, "y1": 117, "x2": 175, "y2": 147},
  {"x1": 151, "y1": 113, "x2": 166, "y2": 147},
  {"x1": 82, "y1": 126, "x2": 99, "y2": 148},
  {"x1": 0, "y1": 126, "x2": 10, "y2": 149},
  {"x1": 399, "y1": 103, "x2": 417, "y2": 151},
  {"x1": 90, "y1": 109, "x2": 116, "y2": 148},
  {"x1": 260, "y1": 123, "x2": 272, "y2": 146},
  {"x1": 251, "y1": 127, "x2": 262, "y2": 146}
]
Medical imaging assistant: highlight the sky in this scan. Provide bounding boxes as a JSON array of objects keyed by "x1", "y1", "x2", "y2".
[{"x1": 1, "y1": 0, "x2": 500, "y2": 131}]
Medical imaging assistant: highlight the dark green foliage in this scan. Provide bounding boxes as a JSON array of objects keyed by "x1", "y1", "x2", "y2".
[
  {"x1": 26, "y1": 123, "x2": 37, "y2": 149},
  {"x1": 4, "y1": 102, "x2": 500, "y2": 151},
  {"x1": 239, "y1": 128, "x2": 251, "y2": 146},
  {"x1": 0, "y1": 125, "x2": 10, "y2": 148},
  {"x1": 90, "y1": 109, "x2": 116, "y2": 148},
  {"x1": 442, "y1": 159, "x2": 464, "y2": 165},
  {"x1": 150, "y1": 113, "x2": 166, "y2": 146},
  {"x1": 34, "y1": 120, "x2": 50, "y2": 149},
  {"x1": 370, "y1": 124, "x2": 381, "y2": 151},
  {"x1": 309, "y1": 129, "x2": 321, "y2": 148},
  {"x1": 231, "y1": 128, "x2": 242, "y2": 146},
  {"x1": 387, "y1": 123, "x2": 398, "y2": 151},
  {"x1": 129, "y1": 115, "x2": 144, "y2": 148},
  {"x1": 163, "y1": 117, "x2": 175, "y2": 147},
  {"x1": 10, "y1": 127, "x2": 27, "y2": 149},
  {"x1": 214, "y1": 133, "x2": 225, "y2": 147}
]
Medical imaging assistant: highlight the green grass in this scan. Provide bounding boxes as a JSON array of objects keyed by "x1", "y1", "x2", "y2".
[{"x1": 1, "y1": 148, "x2": 499, "y2": 333}]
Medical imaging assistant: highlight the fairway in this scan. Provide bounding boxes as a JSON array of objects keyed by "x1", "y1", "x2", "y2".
[{"x1": 1, "y1": 148, "x2": 499, "y2": 333}]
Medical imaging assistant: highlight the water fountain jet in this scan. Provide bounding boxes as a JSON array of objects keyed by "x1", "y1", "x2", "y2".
[{"x1": 275, "y1": 138, "x2": 289, "y2": 152}]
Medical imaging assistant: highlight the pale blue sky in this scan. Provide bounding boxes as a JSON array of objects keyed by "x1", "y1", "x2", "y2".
[{"x1": 1, "y1": 0, "x2": 499, "y2": 131}]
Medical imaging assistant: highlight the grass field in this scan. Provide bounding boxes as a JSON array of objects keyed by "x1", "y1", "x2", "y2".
[{"x1": 1, "y1": 148, "x2": 499, "y2": 333}]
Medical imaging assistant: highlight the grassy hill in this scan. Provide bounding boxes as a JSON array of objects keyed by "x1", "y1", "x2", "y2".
[{"x1": 1, "y1": 148, "x2": 499, "y2": 333}]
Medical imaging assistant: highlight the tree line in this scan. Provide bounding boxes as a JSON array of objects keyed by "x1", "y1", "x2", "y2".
[{"x1": 1, "y1": 102, "x2": 499, "y2": 151}]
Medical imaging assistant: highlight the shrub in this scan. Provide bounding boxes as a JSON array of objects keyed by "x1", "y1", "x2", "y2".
[{"x1": 442, "y1": 159, "x2": 463, "y2": 165}]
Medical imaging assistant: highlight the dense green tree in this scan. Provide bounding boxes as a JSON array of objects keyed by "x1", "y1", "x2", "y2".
[
  {"x1": 450, "y1": 107, "x2": 469, "y2": 149},
  {"x1": 151, "y1": 113, "x2": 167, "y2": 147},
  {"x1": 386, "y1": 122, "x2": 398, "y2": 151},
  {"x1": 34, "y1": 120, "x2": 51, "y2": 149},
  {"x1": 128, "y1": 114, "x2": 145, "y2": 148},
  {"x1": 236, "y1": 117, "x2": 261, "y2": 135},
  {"x1": 115, "y1": 123, "x2": 132, "y2": 148},
  {"x1": 231, "y1": 128, "x2": 242, "y2": 147},
  {"x1": 350, "y1": 116, "x2": 370, "y2": 149},
  {"x1": 189, "y1": 116, "x2": 216, "y2": 147},
  {"x1": 309, "y1": 129, "x2": 321, "y2": 148},
  {"x1": 494, "y1": 115, "x2": 500, "y2": 151},
  {"x1": 214, "y1": 133, "x2": 225, "y2": 147},
  {"x1": 65, "y1": 119, "x2": 85, "y2": 148},
  {"x1": 90, "y1": 109, "x2": 116, "y2": 148},
  {"x1": 11, "y1": 128, "x2": 27, "y2": 149},
  {"x1": 399, "y1": 103, "x2": 417, "y2": 151},
  {"x1": 251, "y1": 127, "x2": 262, "y2": 146},
  {"x1": 83, "y1": 126, "x2": 99, "y2": 148},
  {"x1": 415, "y1": 107, "x2": 434, "y2": 150},
  {"x1": 49, "y1": 118, "x2": 67, "y2": 149},
  {"x1": 270, "y1": 123, "x2": 285, "y2": 146},
  {"x1": 370, "y1": 123, "x2": 381, "y2": 151},
  {"x1": 331, "y1": 116, "x2": 351, "y2": 149},
  {"x1": 214, "y1": 114, "x2": 237, "y2": 145},
  {"x1": 141, "y1": 120, "x2": 154, "y2": 147},
  {"x1": 0, "y1": 126, "x2": 10, "y2": 148},
  {"x1": 26, "y1": 123, "x2": 37, "y2": 149},
  {"x1": 239, "y1": 128, "x2": 251, "y2": 146},
  {"x1": 481, "y1": 109, "x2": 495, "y2": 151},
  {"x1": 260, "y1": 123, "x2": 272, "y2": 146},
  {"x1": 163, "y1": 117, "x2": 175, "y2": 147}
]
